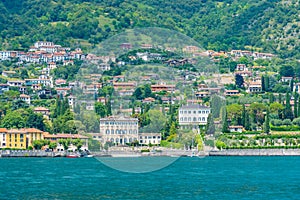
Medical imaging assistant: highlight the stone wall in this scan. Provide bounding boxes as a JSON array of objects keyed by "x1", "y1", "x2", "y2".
[{"x1": 209, "y1": 149, "x2": 300, "y2": 156}]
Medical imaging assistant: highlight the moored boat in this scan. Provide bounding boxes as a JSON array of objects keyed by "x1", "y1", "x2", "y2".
[{"x1": 66, "y1": 154, "x2": 80, "y2": 158}]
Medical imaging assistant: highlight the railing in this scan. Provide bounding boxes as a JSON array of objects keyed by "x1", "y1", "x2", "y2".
[{"x1": 0, "y1": 150, "x2": 55, "y2": 157}]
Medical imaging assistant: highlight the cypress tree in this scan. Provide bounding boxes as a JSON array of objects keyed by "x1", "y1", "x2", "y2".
[
  {"x1": 106, "y1": 98, "x2": 112, "y2": 116},
  {"x1": 298, "y1": 95, "x2": 300, "y2": 118},
  {"x1": 242, "y1": 104, "x2": 246, "y2": 127},
  {"x1": 290, "y1": 79, "x2": 294, "y2": 92},
  {"x1": 61, "y1": 97, "x2": 70, "y2": 115},
  {"x1": 222, "y1": 107, "x2": 229, "y2": 133},
  {"x1": 245, "y1": 110, "x2": 251, "y2": 131},
  {"x1": 132, "y1": 104, "x2": 135, "y2": 115},
  {"x1": 206, "y1": 114, "x2": 215, "y2": 135},
  {"x1": 279, "y1": 93, "x2": 282, "y2": 104},
  {"x1": 269, "y1": 93, "x2": 275, "y2": 103},
  {"x1": 264, "y1": 75, "x2": 269, "y2": 92},
  {"x1": 263, "y1": 110, "x2": 270, "y2": 134},
  {"x1": 294, "y1": 93, "x2": 298, "y2": 118},
  {"x1": 284, "y1": 92, "x2": 294, "y2": 120},
  {"x1": 261, "y1": 75, "x2": 265, "y2": 92}
]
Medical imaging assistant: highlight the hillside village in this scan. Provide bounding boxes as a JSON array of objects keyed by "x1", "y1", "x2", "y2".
[{"x1": 0, "y1": 40, "x2": 300, "y2": 152}]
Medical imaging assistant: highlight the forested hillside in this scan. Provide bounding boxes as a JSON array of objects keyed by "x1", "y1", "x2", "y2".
[{"x1": 0, "y1": 0, "x2": 299, "y2": 58}]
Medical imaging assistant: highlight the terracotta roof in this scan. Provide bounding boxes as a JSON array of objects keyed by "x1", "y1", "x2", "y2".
[
  {"x1": 229, "y1": 126, "x2": 244, "y2": 128},
  {"x1": 0, "y1": 128, "x2": 7, "y2": 132},
  {"x1": 20, "y1": 94, "x2": 30, "y2": 98},
  {"x1": 43, "y1": 133, "x2": 88, "y2": 139},
  {"x1": 34, "y1": 107, "x2": 50, "y2": 111}
]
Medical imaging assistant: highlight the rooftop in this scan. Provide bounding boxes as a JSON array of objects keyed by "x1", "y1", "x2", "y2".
[{"x1": 180, "y1": 104, "x2": 210, "y2": 110}]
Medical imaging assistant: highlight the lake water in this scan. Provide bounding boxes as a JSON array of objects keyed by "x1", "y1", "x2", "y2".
[{"x1": 0, "y1": 156, "x2": 300, "y2": 200}]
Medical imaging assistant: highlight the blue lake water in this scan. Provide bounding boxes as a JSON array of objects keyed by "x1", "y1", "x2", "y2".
[{"x1": 0, "y1": 156, "x2": 300, "y2": 200}]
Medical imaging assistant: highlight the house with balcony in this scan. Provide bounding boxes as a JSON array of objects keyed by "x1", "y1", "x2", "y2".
[
  {"x1": 19, "y1": 94, "x2": 31, "y2": 104},
  {"x1": 178, "y1": 104, "x2": 210, "y2": 131},
  {"x1": 99, "y1": 116, "x2": 139, "y2": 145}
]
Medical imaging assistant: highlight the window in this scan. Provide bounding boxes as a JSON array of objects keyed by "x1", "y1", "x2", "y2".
[
  {"x1": 202, "y1": 111, "x2": 205, "y2": 114},
  {"x1": 188, "y1": 111, "x2": 191, "y2": 114},
  {"x1": 198, "y1": 111, "x2": 201, "y2": 114},
  {"x1": 193, "y1": 111, "x2": 196, "y2": 114},
  {"x1": 184, "y1": 117, "x2": 187, "y2": 121},
  {"x1": 106, "y1": 129, "x2": 110, "y2": 134},
  {"x1": 202, "y1": 117, "x2": 205, "y2": 121},
  {"x1": 188, "y1": 117, "x2": 191, "y2": 122},
  {"x1": 206, "y1": 110, "x2": 209, "y2": 113},
  {"x1": 111, "y1": 130, "x2": 114, "y2": 134},
  {"x1": 193, "y1": 117, "x2": 197, "y2": 122}
]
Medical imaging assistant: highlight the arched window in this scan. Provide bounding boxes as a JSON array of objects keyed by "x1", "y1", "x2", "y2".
[
  {"x1": 106, "y1": 129, "x2": 110, "y2": 134},
  {"x1": 111, "y1": 130, "x2": 114, "y2": 134},
  {"x1": 202, "y1": 117, "x2": 205, "y2": 121},
  {"x1": 193, "y1": 117, "x2": 197, "y2": 122}
]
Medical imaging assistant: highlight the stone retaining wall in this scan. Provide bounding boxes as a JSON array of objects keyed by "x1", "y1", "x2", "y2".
[
  {"x1": 0, "y1": 150, "x2": 54, "y2": 157},
  {"x1": 209, "y1": 149, "x2": 300, "y2": 156}
]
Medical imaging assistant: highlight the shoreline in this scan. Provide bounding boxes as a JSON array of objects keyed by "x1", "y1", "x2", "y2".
[
  {"x1": 2, "y1": 149, "x2": 300, "y2": 157},
  {"x1": 209, "y1": 149, "x2": 300, "y2": 156}
]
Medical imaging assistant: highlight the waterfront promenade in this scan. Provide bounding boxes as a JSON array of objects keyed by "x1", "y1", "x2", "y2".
[
  {"x1": 2, "y1": 148, "x2": 300, "y2": 157},
  {"x1": 209, "y1": 149, "x2": 300, "y2": 156}
]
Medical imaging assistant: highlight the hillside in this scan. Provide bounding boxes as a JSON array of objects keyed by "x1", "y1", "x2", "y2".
[{"x1": 0, "y1": 0, "x2": 299, "y2": 58}]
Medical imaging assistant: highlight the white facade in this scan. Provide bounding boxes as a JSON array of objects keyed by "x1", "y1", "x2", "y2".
[
  {"x1": 19, "y1": 94, "x2": 31, "y2": 104},
  {"x1": 178, "y1": 104, "x2": 210, "y2": 129},
  {"x1": 139, "y1": 133, "x2": 161, "y2": 145},
  {"x1": 0, "y1": 131, "x2": 6, "y2": 148},
  {"x1": 34, "y1": 41, "x2": 54, "y2": 48},
  {"x1": 100, "y1": 116, "x2": 139, "y2": 145}
]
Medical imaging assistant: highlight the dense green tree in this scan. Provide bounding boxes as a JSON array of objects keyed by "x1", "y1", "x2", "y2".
[
  {"x1": 133, "y1": 87, "x2": 143, "y2": 100},
  {"x1": 26, "y1": 113, "x2": 45, "y2": 131},
  {"x1": 11, "y1": 100, "x2": 29, "y2": 110},
  {"x1": 235, "y1": 74, "x2": 244, "y2": 88},
  {"x1": 1, "y1": 110, "x2": 26, "y2": 128},
  {"x1": 279, "y1": 65, "x2": 294, "y2": 77},
  {"x1": 95, "y1": 102, "x2": 107, "y2": 117}
]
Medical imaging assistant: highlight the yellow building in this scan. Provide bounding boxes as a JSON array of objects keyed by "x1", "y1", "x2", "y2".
[{"x1": 1, "y1": 128, "x2": 44, "y2": 149}]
